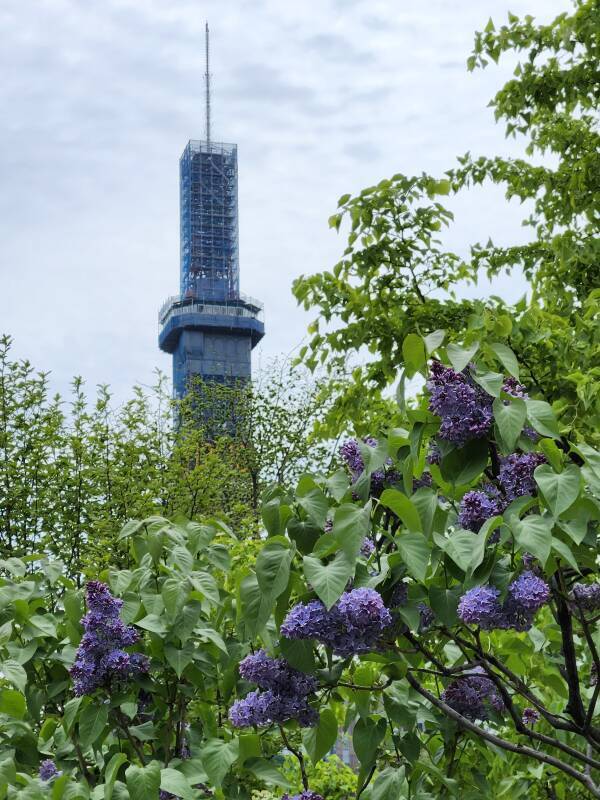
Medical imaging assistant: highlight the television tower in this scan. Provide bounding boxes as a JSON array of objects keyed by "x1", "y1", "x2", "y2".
[{"x1": 158, "y1": 23, "x2": 264, "y2": 401}]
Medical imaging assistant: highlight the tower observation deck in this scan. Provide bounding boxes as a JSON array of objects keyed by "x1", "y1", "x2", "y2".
[{"x1": 158, "y1": 29, "x2": 264, "y2": 400}]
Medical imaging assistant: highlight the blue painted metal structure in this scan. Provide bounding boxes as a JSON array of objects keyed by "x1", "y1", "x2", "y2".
[{"x1": 159, "y1": 140, "x2": 264, "y2": 399}]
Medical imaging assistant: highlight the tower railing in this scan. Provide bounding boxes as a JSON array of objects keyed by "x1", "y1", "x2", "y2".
[{"x1": 158, "y1": 294, "x2": 264, "y2": 326}]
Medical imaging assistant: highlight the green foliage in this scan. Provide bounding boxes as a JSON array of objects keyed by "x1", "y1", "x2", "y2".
[
  {"x1": 0, "y1": 339, "x2": 334, "y2": 577},
  {"x1": 293, "y1": 0, "x2": 600, "y2": 444},
  {"x1": 227, "y1": 345, "x2": 600, "y2": 799}
]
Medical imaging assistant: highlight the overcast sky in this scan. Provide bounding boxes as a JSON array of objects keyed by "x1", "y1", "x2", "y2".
[{"x1": 0, "y1": 0, "x2": 567, "y2": 403}]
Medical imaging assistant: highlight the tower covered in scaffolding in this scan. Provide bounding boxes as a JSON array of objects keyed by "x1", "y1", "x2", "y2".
[{"x1": 158, "y1": 25, "x2": 264, "y2": 401}]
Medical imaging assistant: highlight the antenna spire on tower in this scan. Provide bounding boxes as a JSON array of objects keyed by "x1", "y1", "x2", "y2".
[{"x1": 205, "y1": 22, "x2": 211, "y2": 144}]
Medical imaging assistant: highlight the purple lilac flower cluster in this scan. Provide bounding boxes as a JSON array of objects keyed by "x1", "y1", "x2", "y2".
[
  {"x1": 457, "y1": 572, "x2": 550, "y2": 632},
  {"x1": 427, "y1": 360, "x2": 540, "y2": 448},
  {"x1": 281, "y1": 588, "x2": 392, "y2": 657},
  {"x1": 498, "y1": 452, "x2": 546, "y2": 502},
  {"x1": 572, "y1": 582, "x2": 600, "y2": 611},
  {"x1": 229, "y1": 651, "x2": 318, "y2": 728},
  {"x1": 339, "y1": 437, "x2": 398, "y2": 494},
  {"x1": 427, "y1": 361, "x2": 493, "y2": 445},
  {"x1": 70, "y1": 581, "x2": 149, "y2": 696},
  {"x1": 282, "y1": 792, "x2": 324, "y2": 800},
  {"x1": 441, "y1": 669, "x2": 504, "y2": 721},
  {"x1": 39, "y1": 760, "x2": 60, "y2": 781},
  {"x1": 457, "y1": 451, "x2": 546, "y2": 533},
  {"x1": 458, "y1": 485, "x2": 502, "y2": 533}
]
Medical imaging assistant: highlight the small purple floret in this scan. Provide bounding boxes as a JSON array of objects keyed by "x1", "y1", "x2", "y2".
[
  {"x1": 282, "y1": 793, "x2": 324, "y2": 800},
  {"x1": 360, "y1": 537, "x2": 376, "y2": 557},
  {"x1": 522, "y1": 707, "x2": 540, "y2": 727}
]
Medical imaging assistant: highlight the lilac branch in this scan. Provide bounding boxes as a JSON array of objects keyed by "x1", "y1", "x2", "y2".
[{"x1": 405, "y1": 672, "x2": 600, "y2": 798}]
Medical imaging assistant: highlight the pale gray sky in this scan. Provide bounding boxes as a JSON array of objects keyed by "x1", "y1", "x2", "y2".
[{"x1": 0, "y1": 0, "x2": 567, "y2": 402}]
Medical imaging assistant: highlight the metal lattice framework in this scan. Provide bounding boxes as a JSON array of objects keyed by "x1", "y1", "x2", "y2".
[{"x1": 179, "y1": 140, "x2": 239, "y2": 302}]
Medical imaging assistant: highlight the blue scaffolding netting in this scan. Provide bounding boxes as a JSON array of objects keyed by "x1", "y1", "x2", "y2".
[{"x1": 179, "y1": 140, "x2": 240, "y2": 302}]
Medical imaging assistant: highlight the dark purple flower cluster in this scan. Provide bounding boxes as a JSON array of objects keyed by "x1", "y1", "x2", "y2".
[
  {"x1": 70, "y1": 581, "x2": 149, "y2": 696},
  {"x1": 282, "y1": 792, "x2": 324, "y2": 800},
  {"x1": 572, "y1": 582, "x2": 600, "y2": 611},
  {"x1": 458, "y1": 572, "x2": 550, "y2": 632},
  {"x1": 281, "y1": 588, "x2": 392, "y2": 657},
  {"x1": 229, "y1": 651, "x2": 318, "y2": 728},
  {"x1": 426, "y1": 443, "x2": 441, "y2": 465},
  {"x1": 457, "y1": 451, "x2": 546, "y2": 534},
  {"x1": 498, "y1": 452, "x2": 546, "y2": 502},
  {"x1": 502, "y1": 377, "x2": 527, "y2": 398},
  {"x1": 339, "y1": 437, "x2": 398, "y2": 494},
  {"x1": 441, "y1": 669, "x2": 504, "y2": 721},
  {"x1": 39, "y1": 760, "x2": 60, "y2": 781},
  {"x1": 418, "y1": 603, "x2": 435, "y2": 632},
  {"x1": 238, "y1": 650, "x2": 318, "y2": 697},
  {"x1": 458, "y1": 485, "x2": 502, "y2": 533},
  {"x1": 413, "y1": 472, "x2": 433, "y2": 491},
  {"x1": 159, "y1": 793, "x2": 178, "y2": 800},
  {"x1": 339, "y1": 437, "x2": 370, "y2": 476},
  {"x1": 391, "y1": 582, "x2": 408, "y2": 608},
  {"x1": 522, "y1": 707, "x2": 540, "y2": 727},
  {"x1": 457, "y1": 586, "x2": 504, "y2": 630},
  {"x1": 427, "y1": 361, "x2": 493, "y2": 445}
]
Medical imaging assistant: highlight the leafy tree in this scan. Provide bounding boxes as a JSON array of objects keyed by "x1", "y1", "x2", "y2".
[
  {"x1": 0, "y1": 336, "x2": 333, "y2": 577},
  {"x1": 229, "y1": 340, "x2": 600, "y2": 799},
  {"x1": 293, "y1": 0, "x2": 600, "y2": 443}
]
